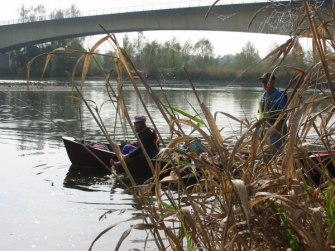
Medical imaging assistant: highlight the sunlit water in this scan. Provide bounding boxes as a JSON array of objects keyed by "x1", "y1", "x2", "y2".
[{"x1": 0, "y1": 79, "x2": 326, "y2": 250}]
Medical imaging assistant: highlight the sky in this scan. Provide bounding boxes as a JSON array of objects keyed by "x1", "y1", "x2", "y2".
[{"x1": 0, "y1": 0, "x2": 311, "y2": 57}]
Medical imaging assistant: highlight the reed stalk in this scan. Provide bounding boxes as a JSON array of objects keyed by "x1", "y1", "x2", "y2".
[{"x1": 23, "y1": 0, "x2": 335, "y2": 250}]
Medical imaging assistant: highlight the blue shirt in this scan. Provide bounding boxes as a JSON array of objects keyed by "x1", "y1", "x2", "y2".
[{"x1": 260, "y1": 88, "x2": 287, "y2": 124}]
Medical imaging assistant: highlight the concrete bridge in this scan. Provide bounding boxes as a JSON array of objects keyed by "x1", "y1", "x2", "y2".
[{"x1": 0, "y1": 0, "x2": 332, "y2": 67}]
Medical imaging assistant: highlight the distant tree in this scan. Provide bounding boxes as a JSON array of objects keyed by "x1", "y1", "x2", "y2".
[
  {"x1": 122, "y1": 34, "x2": 135, "y2": 60},
  {"x1": 49, "y1": 37, "x2": 86, "y2": 77},
  {"x1": 181, "y1": 40, "x2": 193, "y2": 67},
  {"x1": 162, "y1": 37, "x2": 182, "y2": 67},
  {"x1": 193, "y1": 38, "x2": 214, "y2": 69},
  {"x1": 142, "y1": 40, "x2": 162, "y2": 75},
  {"x1": 68, "y1": 3, "x2": 81, "y2": 18},
  {"x1": 17, "y1": 4, "x2": 46, "y2": 22},
  {"x1": 217, "y1": 54, "x2": 235, "y2": 68},
  {"x1": 50, "y1": 9, "x2": 65, "y2": 19},
  {"x1": 305, "y1": 44, "x2": 333, "y2": 67},
  {"x1": 100, "y1": 50, "x2": 115, "y2": 73},
  {"x1": 132, "y1": 32, "x2": 147, "y2": 68},
  {"x1": 17, "y1": 5, "x2": 30, "y2": 19},
  {"x1": 285, "y1": 42, "x2": 307, "y2": 69},
  {"x1": 50, "y1": 3, "x2": 81, "y2": 19},
  {"x1": 234, "y1": 41, "x2": 260, "y2": 70},
  {"x1": 10, "y1": 44, "x2": 50, "y2": 77}
]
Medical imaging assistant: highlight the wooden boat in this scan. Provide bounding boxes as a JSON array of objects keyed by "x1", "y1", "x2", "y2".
[
  {"x1": 62, "y1": 136, "x2": 168, "y2": 176},
  {"x1": 63, "y1": 136, "x2": 335, "y2": 183}
]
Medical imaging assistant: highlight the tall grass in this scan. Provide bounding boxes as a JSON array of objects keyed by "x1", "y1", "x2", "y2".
[{"x1": 22, "y1": 0, "x2": 335, "y2": 250}]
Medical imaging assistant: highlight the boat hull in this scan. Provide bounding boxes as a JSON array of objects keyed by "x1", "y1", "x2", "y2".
[
  {"x1": 300, "y1": 150, "x2": 335, "y2": 184},
  {"x1": 62, "y1": 136, "x2": 165, "y2": 176}
]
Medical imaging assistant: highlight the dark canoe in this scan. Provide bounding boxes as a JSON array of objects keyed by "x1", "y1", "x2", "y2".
[
  {"x1": 300, "y1": 150, "x2": 335, "y2": 184},
  {"x1": 62, "y1": 136, "x2": 168, "y2": 176}
]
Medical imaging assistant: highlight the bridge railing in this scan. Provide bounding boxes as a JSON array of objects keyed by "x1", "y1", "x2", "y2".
[{"x1": 0, "y1": 0, "x2": 274, "y2": 26}]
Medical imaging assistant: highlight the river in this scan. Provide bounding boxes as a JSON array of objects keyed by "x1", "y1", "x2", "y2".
[{"x1": 0, "y1": 79, "x2": 318, "y2": 250}]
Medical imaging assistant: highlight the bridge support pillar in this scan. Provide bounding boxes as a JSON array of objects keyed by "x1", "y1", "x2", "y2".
[{"x1": 0, "y1": 53, "x2": 9, "y2": 68}]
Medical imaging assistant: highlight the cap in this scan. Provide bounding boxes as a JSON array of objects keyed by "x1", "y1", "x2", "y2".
[
  {"x1": 259, "y1": 73, "x2": 275, "y2": 81},
  {"x1": 133, "y1": 114, "x2": 146, "y2": 123}
]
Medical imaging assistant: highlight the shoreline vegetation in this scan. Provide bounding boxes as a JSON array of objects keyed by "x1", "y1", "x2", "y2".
[
  {"x1": 6, "y1": 1, "x2": 335, "y2": 250},
  {"x1": 0, "y1": 31, "x2": 304, "y2": 86}
]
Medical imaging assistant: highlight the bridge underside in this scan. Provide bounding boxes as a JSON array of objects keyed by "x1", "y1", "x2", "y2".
[
  {"x1": 0, "y1": 2, "x2": 333, "y2": 53},
  {"x1": 0, "y1": 54, "x2": 9, "y2": 68}
]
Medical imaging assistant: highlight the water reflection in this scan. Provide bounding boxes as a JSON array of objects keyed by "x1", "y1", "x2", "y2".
[
  {"x1": 63, "y1": 165, "x2": 114, "y2": 191},
  {"x1": 63, "y1": 165, "x2": 153, "y2": 211}
]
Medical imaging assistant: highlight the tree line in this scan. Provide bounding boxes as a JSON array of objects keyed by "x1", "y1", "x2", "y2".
[{"x1": 0, "y1": 4, "x2": 311, "y2": 85}]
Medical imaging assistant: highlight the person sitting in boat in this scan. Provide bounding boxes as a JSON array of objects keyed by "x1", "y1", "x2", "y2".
[
  {"x1": 259, "y1": 72, "x2": 288, "y2": 157},
  {"x1": 110, "y1": 114, "x2": 159, "y2": 167}
]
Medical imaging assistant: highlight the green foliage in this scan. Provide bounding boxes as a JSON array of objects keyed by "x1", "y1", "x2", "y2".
[
  {"x1": 50, "y1": 38, "x2": 86, "y2": 77},
  {"x1": 181, "y1": 39, "x2": 193, "y2": 67},
  {"x1": 162, "y1": 37, "x2": 182, "y2": 67},
  {"x1": 50, "y1": 3, "x2": 81, "y2": 19},
  {"x1": 122, "y1": 34, "x2": 135, "y2": 62},
  {"x1": 165, "y1": 105, "x2": 205, "y2": 126},
  {"x1": 275, "y1": 202, "x2": 299, "y2": 251},
  {"x1": 193, "y1": 38, "x2": 214, "y2": 69},
  {"x1": 285, "y1": 43, "x2": 307, "y2": 69},
  {"x1": 159, "y1": 200, "x2": 193, "y2": 251},
  {"x1": 325, "y1": 181, "x2": 335, "y2": 243},
  {"x1": 17, "y1": 4, "x2": 46, "y2": 21},
  {"x1": 234, "y1": 41, "x2": 260, "y2": 70}
]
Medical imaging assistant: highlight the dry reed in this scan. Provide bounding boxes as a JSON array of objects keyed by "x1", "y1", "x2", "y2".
[{"x1": 23, "y1": 0, "x2": 335, "y2": 250}]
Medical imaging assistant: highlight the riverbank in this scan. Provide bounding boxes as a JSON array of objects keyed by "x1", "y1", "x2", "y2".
[
  {"x1": 0, "y1": 79, "x2": 247, "y2": 92},
  {"x1": 0, "y1": 85, "x2": 74, "y2": 92}
]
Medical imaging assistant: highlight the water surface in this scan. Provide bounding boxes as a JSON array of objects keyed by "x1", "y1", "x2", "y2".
[{"x1": 0, "y1": 79, "x2": 321, "y2": 250}]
